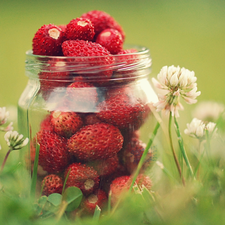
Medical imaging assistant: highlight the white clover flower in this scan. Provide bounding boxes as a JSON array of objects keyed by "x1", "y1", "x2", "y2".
[
  {"x1": 152, "y1": 65, "x2": 201, "y2": 117},
  {"x1": 192, "y1": 101, "x2": 225, "y2": 122},
  {"x1": 4, "y1": 130, "x2": 29, "y2": 150},
  {"x1": 184, "y1": 118, "x2": 217, "y2": 140},
  {"x1": 0, "y1": 107, "x2": 10, "y2": 125}
]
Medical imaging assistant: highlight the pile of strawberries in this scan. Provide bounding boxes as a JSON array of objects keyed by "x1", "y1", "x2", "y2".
[{"x1": 30, "y1": 10, "x2": 153, "y2": 215}]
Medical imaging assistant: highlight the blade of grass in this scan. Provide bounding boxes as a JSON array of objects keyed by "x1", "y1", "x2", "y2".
[
  {"x1": 30, "y1": 144, "x2": 40, "y2": 199},
  {"x1": 93, "y1": 205, "x2": 101, "y2": 220},
  {"x1": 129, "y1": 121, "x2": 160, "y2": 192}
]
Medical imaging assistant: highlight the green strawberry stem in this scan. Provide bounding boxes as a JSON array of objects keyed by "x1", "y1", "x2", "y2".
[
  {"x1": 30, "y1": 144, "x2": 40, "y2": 199},
  {"x1": 174, "y1": 116, "x2": 194, "y2": 178},
  {"x1": 129, "y1": 121, "x2": 160, "y2": 192},
  {"x1": 168, "y1": 112, "x2": 185, "y2": 186},
  {"x1": 0, "y1": 149, "x2": 11, "y2": 172}
]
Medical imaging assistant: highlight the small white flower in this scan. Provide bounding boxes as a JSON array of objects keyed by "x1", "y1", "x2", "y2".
[
  {"x1": 192, "y1": 101, "x2": 225, "y2": 122},
  {"x1": 4, "y1": 130, "x2": 29, "y2": 150},
  {"x1": 152, "y1": 65, "x2": 201, "y2": 117},
  {"x1": 0, "y1": 107, "x2": 10, "y2": 125},
  {"x1": 156, "y1": 161, "x2": 164, "y2": 170},
  {"x1": 206, "y1": 122, "x2": 217, "y2": 133},
  {"x1": 184, "y1": 118, "x2": 217, "y2": 140}
]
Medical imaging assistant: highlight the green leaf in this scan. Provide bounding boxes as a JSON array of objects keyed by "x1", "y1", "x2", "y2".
[
  {"x1": 35, "y1": 195, "x2": 48, "y2": 215},
  {"x1": 62, "y1": 186, "x2": 83, "y2": 212},
  {"x1": 47, "y1": 193, "x2": 62, "y2": 207}
]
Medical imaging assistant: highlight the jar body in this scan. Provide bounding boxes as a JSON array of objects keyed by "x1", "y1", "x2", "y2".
[{"x1": 18, "y1": 45, "x2": 157, "y2": 210}]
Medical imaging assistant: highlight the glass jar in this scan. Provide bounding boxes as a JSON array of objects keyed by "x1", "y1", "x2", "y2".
[{"x1": 18, "y1": 45, "x2": 158, "y2": 212}]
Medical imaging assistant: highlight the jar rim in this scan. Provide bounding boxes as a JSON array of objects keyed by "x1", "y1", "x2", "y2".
[
  {"x1": 26, "y1": 44, "x2": 150, "y2": 59},
  {"x1": 25, "y1": 44, "x2": 152, "y2": 82}
]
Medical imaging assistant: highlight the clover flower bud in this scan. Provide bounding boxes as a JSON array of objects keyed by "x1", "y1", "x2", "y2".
[{"x1": 4, "y1": 130, "x2": 29, "y2": 150}]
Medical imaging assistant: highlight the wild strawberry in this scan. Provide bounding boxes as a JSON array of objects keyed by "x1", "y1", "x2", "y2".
[
  {"x1": 96, "y1": 28, "x2": 123, "y2": 54},
  {"x1": 50, "y1": 110, "x2": 83, "y2": 138},
  {"x1": 109, "y1": 174, "x2": 152, "y2": 205},
  {"x1": 58, "y1": 24, "x2": 67, "y2": 32},
  {"x1": 26, "y1": 140, "x2": 48, "y2": 177},
  {"x1": 97, "y1": 93, "x2": 148, "y2": 129},
  {"x1": 36, "y1": 130, "x2": 69, "y2": 173},
  {"x1": 82, "y1": 189, "x2": 107, "y2": 214},
  {"x1": 64, "y1": 163, "x2": 100, "y2": 195},
  {"x1": 66, "y1": 77, "x2": 99, "y2": 112},
  {"x1": 109, "y1": 175, "x2": 130, "y2": 205},
  {"x1": 117, "y1": 48, "x2": 138, "y2": 63},
  {"x1": 112, "y1": 49, "x2": 139, "y2": 83},
  {"x1": 67, "y1": 123, "x2": 123, "y2": 161},
  {"x1": 39, "y1": 114, "x2": 54, "y2": 132},
  {"x1": 61, "y1": 40, "x2": 114, "y2": 83},
  {"x1": 122, "y1": 137, "x2": 153, "y2": 174},
  {"x1": 81, "y1": 10, "x2": 125, "y2": 40},
  {"x1": 32, "y1": 24, "x2": 65, "y2": 56},
  {"x1": 83, "y1": 113, "x2": 102, "y2": 125},
  {"x1": 41, "y1": 174, "x2": 63, "y2": 196},
  {"x1": 135, "y1": 174, "x2": 152, "y2": 191},
  {"x1": 65, "y1": 17, "x2": 95, "y2": 41},
  {"x1": 38, "y1": 58, "x2": 71, "y2": 99},
  {"x1": 87, "y1": 154, "x2": 119, "y2": 177}
]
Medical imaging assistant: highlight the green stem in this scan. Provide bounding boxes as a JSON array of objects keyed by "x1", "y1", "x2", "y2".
[
  {"x1": 205, "y1": 130, "x2": 214, "y2": 167},
  {"x1": 0, "y1": 149, "x2": 11, "y2": 172},
  {"x1": 129, "y1": 121, "x2": 160, "y2": 192},
  {"x1": 174, "y1": 116, "x2": 194, "y2": 178},
  {"x1": 168, "y1": 112, "x2": 185, "y2": 186}
]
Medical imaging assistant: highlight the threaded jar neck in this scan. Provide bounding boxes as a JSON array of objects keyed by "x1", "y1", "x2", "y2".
[{"x1": 25, "y1": 45, "x2": 152, "y2": 83}]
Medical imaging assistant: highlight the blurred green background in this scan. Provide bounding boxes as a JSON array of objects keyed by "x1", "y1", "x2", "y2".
[{"x1": 0, "y1": 0, "x2": 225, "y2": 108}]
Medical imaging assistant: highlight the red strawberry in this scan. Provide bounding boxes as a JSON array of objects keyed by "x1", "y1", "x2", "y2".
[
  {"x1": 109, "y1": 174, "x2": 152, "y2": 205},
  {"x1": 50, "y1": 110, "x2": 83, "y2": 138},
  {"x1": 97, "y1": 93, "x2": 148, "y2": 129},
  {"x1": 96, "y1": 28, "x2": 123, "y2": 54},
  {"x1": 81, "y1": 10, "x2": 125, "y2": 40},
  {"x1": 66, "y1": 77, "x2": 99, "y2": 112},
  {"x1": 83, "y1": 113, "x2": 102, "y2": 125},
  {"x1": 117, "y1": 49, "x2": 138, "y2": 63},
  {"x1": 122, "y1": 137, "x2": 153, "y2": 174},
  {"x1": 40, "y1": 114, "x2": 54, "y2": 132},
  {"x1": 61, "y1": 40, "x2": 114, "y2": 83},
  {"x1": 26, "y1": 140, "x2": 48, "y2": 177},
  {"x1": 109, "y1": 175, "x2": 130, "y2": 205},
  {"x1": 82, "y1": 189, "x2": 107, "y2": 214},
  {"x1": 41, "y1": 174, "x2": 63, "y2": 196},
  {"x1": 65, "y1": 17, "x2": 95, "y2": 41},
  {"x1": 32, "y1": 24, "x2": 65, "y2": 56},
  {"x1": 36, "y1": 130, "x2": 69, "y2": 173},
  {"x1": 64, "y1": 163, "x2": 100, "y2": 195},
  {"x1": 135, "y1": 174, "x2": 152, "y2": 191},
  {"x1": 58, "y1": 24, "x2": 67, "y2": 32},
  {"x1": 67, "y1": 123, "x2": 123, "y2": 161},
  {"x1": 112, "y1": 49, "x2": 139, "y2": 83},
  {"x1": 87, "y1": 154, "x2": 119, "y2": 177},
  {"x1": 38, "y1": 58, "x2": 71, "y2": 99}
]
